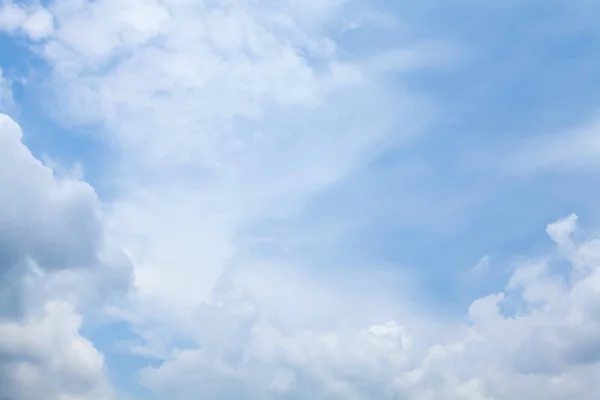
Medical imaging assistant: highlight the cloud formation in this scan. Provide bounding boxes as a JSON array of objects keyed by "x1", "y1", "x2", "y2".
[
  {"x1": 0, "y1": 0, "x2": 53, "y2": 40},
  {"x1": 130, "y1": 214, "x2": 600, "y2": 400},
  {"x1": 26, "y1": 0, "x2": 441, "y2": 316},
  {"x1": 1, "y1": 0, "x2": 600, "y2": 399},
  {"x1": 0, "y1": 113, "x2": 129, "y2": 399},
  {"x1": 0, "y1": 301, "x2": 112, "y2": 400}
]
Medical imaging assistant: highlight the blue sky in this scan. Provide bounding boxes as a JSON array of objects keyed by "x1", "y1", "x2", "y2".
[{"x1": 1, "y1": 1, "x2": 600, "y2": 399}]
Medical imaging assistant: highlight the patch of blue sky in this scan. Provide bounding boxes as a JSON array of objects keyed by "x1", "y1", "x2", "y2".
[
  {"x1": 81, "y1": 321, "x2": 161, "y2": 400},
  {"x1": 0, "y1": 32, "x2": 114, "y2": 199},
  {"x1": 235, "y1": 0, "x2": 600, "y2": 312}
]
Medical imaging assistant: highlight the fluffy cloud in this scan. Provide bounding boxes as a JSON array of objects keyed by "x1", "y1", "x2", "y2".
[
  {"x1": 0, "y1": 113, "x2": 131, "y2": 314},
  {"x1": 1, "y1": 112, "x2": 95, "y2": 316},
  {"x1": 0, "y1": 302, "x2": 112, "y2": 400},
  {"x1": 0, "y1": 0, "x2": 53, "y2": 40},
  {"x1": 0, "y1": 113, "x2": 129, "y2": 399},
  {"x1": 136, "y1": 214, "x2": 600, "y2": 400},
  {"x1": 24, "y1": 0, "x2": 440, "y2": 316},
  {"x1": 2, "y1": 1, "x2": 600, "y2": 399},
  {"x1": 0, "y1": 114, "x2": 99, "y2": 270},
  {"x1": 37, "y1": 0, "x2": 428, "y2": 171}
]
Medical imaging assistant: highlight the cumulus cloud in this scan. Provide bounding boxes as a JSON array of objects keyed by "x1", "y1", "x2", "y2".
[
  {"x1": 0, "y1": 113, "x2": 130, "y2": 399},
  {"x1": 0, "y1": 113, "x2": 131, "y2": 314},
  {"x1": 0, "y1": 0, "x2": 53, "y2": 40},
  {"x1": 1, "y1": 112, "x2": 97, "y2": 316},
  {"x1": 0, "y1": 114, "x2": 99, "y2": 269},
  {"x1": 5, "y1": 2, "x2": 436, "y2": 397},
  {"x1": 0, "y1": 302, "x2": 112, "y2": 400},
  {"x1": 134, "y1": 214, "x2": 600, "y2": 400},
  {"x1": 2, "y1": 1, "x2": 600, "y2": 399},
  {"x1": 40, "y1": 0, "x2": 426, "y2": 164}
]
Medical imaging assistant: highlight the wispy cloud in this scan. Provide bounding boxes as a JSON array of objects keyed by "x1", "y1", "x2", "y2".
[
  {"x1": 471, "y1": 255, "x2": 491, "y2": 274},
  {"x1": 26, "y1": 0, "x2": 448, "y2": 315},
  {"x1": 509, "y1": 118, "x2": 600, "y2": 173}
]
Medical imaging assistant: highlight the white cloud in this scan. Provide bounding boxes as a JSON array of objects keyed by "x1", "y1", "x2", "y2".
[
  {"x1": 363, "y1": 39, "x2": 464, "y2": 76},
  {"x1": 0, "y1": 113, "x2": 100, "y2": 275},
  {"x1": 0, "y1": 302, "x2": 112, "y2": 400},
  {"x1": 15, "y1": 2, "x2": 600, "y2": 398},
  {"x1": 0, "y1": 113, "x2": 130, "y2": 399},
  {"x1": 135, "y1": 214, "x2": 600, "y2": 399},
  {"x1": 4, "y1": 2, "x2": 444, "y2": 395},
  {"x1": 8, "y1": 1, "x2": 600, "y2": 399},
  {"x1": 0, "y1": 0, "x2": 54, "y2": 40},
  {"x1": 0, "y1": 113, "x2": 131, "y2": 311},
  {"x1": 471, "y1": 255, "x2": 491, "y2": 273},
  {"x1": 26, "y1": 0, "x2": 442, "y2": 318}
]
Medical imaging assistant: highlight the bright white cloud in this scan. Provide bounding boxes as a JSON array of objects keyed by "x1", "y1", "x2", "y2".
[
  {"x1": 0, "y1": 113, "x2": 131, "y2": 311},
  {"x1": 28, "y1": 0, "x2": 441, "y2": 315},
  {"x1": 0, "y1": 113, "x2": 129, "y2": 399},
  {"x1": 0, "y1": 113, "x2": 100, "y2": 274},
  {"x1": 0, "y1": 301, "x2": 112, "y2": 400},
  {"x1": 136, "y1": 214, "x2": 600, "y2": 400},
  {"x1": 0, "y1": 0, "x2": 53, "y2": 40}
]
